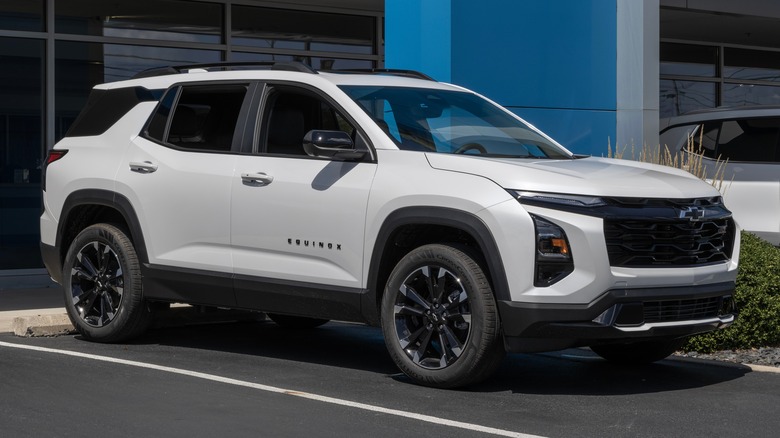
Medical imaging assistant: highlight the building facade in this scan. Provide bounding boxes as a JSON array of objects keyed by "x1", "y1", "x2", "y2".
[{"x1": 2, "y1": 0, "x2": 779, "y2": 272}]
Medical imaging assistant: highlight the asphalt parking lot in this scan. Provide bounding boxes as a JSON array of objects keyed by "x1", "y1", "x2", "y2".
[{"x1": 2, "y1": 313, "x2": 779, "y2": 438}]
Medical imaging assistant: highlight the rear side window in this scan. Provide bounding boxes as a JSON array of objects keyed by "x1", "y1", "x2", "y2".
[
  {"x1": 65, "y1": 87, "x2": 161, "y2": 138},
  {"x1": 145, "y1": 83, "x2": 248, "y2": 152}
]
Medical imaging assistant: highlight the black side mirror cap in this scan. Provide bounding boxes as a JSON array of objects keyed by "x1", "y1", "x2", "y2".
[{"x1": 303, "y1": 130, "x2": 366, "y2": 161}]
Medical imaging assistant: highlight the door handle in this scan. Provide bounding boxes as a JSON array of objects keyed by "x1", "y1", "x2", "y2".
[
  {"x1": 241, "y1": 172, "x2": 274, "y2": 185},
  {"x1": 129, "y1": 161, "x2": 158, "y2": 173}
]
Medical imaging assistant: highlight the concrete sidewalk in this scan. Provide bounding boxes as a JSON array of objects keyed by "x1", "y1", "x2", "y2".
[{"x1": 0, "y1": 269, "x2": 65, "y2": 334}]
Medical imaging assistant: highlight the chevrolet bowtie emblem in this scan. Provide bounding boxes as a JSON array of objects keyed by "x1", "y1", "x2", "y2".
[{"x1": 679, "y1": 206, "x2": 705, "y2": 221}]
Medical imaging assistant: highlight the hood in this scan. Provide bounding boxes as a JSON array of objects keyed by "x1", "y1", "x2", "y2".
[{"x1": 425, "y1": 154, "x2": 722, "y2": 199}]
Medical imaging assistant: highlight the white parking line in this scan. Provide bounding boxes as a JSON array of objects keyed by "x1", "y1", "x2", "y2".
[{"x1": 0, "y1": 340, "x2": 544, "y2": 438}]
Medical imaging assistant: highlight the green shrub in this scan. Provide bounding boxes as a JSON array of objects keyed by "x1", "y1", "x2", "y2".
[{"x1": 683, "y1": 231, "x2": 780, "y2": 353}]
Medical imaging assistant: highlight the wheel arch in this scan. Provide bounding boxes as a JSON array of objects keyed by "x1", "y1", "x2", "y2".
[
  {"x1": 363, "y1": 206, "x2": 510, "y2": 325},
  {"x1": 50, "y1": 189, "x2": 148, "y2": 283}
]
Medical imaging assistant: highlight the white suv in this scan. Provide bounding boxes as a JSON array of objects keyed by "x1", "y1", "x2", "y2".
[{"x1": 41, "y1": 63, "x2": 739, "y2": 388}]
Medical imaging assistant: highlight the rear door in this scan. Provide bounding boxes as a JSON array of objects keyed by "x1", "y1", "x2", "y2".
[{"x1": 117, "y1": 82, "x2": 254, "y2": 305}]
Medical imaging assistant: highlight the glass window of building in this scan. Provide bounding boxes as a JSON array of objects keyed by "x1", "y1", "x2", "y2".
[
  {"x1": 55, "y1": 0, "x2": 223, "y2": 43},
  {"x1": 661, "y1": 42, "x2": 780, "y2": 117},
  {"x1": 232, "y1": 6, "x2": 375, "y2": 55},
  {"x1": 0, "y1": 37, "x2": 44, "y2": 269},
  {"x1": 0, "y1": 0, "x2": 44, "y2": 32}
]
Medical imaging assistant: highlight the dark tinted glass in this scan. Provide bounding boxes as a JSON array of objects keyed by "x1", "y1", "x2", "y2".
[
  {"x1": 660, "y1": 43, "x2": 717, "y2": 77},
  {"x1": 716, "y1": 119, "x2": 780, "y2": 163},
  {"x1": 0, "y1": 37, "x2": 44, "y2": 268},
  {"x1": 146, "y1": 88, "x2": 179, "y2": 142},
  {"x1": 232, "y1": 6, "x2": 374, "y2": 55},
  {"x1": 0, "y1": 0, "x2": 44, "y2": 32},
  {"x1": 55, "y1": 0, "x2": 222, "y2": 43},
  {"x1": 166, "y1": 84, "x2": 248, "y2": 152},
  {"x1": 724, "y1": 48, "x2": 780, "y2": 83},
  {"x1": 65, "y1": 87, "x2": 160, "y2": 138},
  {"x1": 659, "y1": 80, "x2": 716, "y2": 117}
]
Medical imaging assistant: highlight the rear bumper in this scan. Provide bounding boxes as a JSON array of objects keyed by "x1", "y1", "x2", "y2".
[
  {"x1": 40, "y1": 242, "x2": 62, "y2": 284},
  {"x1": 498, "y1": 282, "x2": 736, "y2": 353}
]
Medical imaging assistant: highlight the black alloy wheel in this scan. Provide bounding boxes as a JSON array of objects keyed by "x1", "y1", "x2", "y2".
[
  {"x1": 63, "y1": 224, "x2": 152, "y2": 342},
  {"x1": 381, "y1": 244, "x2": 504, "y2": 388}
]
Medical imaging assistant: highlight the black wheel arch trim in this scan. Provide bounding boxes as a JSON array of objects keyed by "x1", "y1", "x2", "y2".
[
  {"x1": 363, "y1": 206, "x2": 510, "y2": 325},
  {"x1": 52, "y1": 189, "x2": 149, "y2": 283}
]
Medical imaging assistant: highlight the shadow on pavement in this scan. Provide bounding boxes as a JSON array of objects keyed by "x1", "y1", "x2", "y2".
[{"x1": 109, "y1": 316, "x2": 752, "y2": 396}]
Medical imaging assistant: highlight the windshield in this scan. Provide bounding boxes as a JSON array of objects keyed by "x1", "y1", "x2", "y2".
[{"x1": 340, "y1": 85, "x2": 571, "y2": 159}]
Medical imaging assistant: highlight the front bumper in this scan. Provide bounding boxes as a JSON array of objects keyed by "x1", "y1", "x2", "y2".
[{"x1": 499, "y1": 281, "x2": 736, "y2": 353}]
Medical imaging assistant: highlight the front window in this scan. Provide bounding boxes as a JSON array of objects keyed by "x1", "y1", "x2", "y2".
[{"x1": 340, "y1": 86, "x2": 571, "y2": 159}]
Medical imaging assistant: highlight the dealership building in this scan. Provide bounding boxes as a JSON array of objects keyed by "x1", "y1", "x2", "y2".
[{"x1": 1, "y1": 0, "x2": 779, "y2": 273}]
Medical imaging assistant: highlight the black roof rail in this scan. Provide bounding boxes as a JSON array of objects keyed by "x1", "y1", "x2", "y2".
[
  {"x1": 131, "y1": 61, "x2": 317, "y2": 79},
  {"x1": 328, "y1": 68, "x2": 435, "y2": 81}
]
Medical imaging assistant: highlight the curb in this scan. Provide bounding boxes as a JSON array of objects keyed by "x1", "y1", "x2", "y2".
[
  {"x1": 9, "y1": 307, "x2": 265, "y2": 338},
  {"x1": 12, "y1": 314, "x2": 76, "y2": 337}
]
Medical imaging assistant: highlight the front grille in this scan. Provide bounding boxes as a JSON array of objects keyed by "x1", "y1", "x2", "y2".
[
  {"x1": 643, "y1": 297, "x2": 721, "y2": 323},
  {"x1": 604, "y1": 217, "x2": 735, "y2": 267}
]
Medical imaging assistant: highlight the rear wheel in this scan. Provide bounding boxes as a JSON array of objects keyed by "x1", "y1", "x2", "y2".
[
  {"x1": 381, "y1": 244, "x2": 504, "y2": 388},
  {"x1": 63, "y1": 224, "x2": 152, "y2": 342},
  {"x1": 591, "y1": 338, "x2": 685, "y2": 365},
  {"x1": 267, "y1": 313, "x2": 329, "y2": 329}
]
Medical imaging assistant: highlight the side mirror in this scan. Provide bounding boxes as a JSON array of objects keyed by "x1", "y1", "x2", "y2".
[{"x1": 303, "y1": 130, "x2": 366, "y2": 161}]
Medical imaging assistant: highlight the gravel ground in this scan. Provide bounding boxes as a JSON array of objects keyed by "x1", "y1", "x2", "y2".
[{"x1": 677, "y1": 348, "x2": 780, "y2": 368}]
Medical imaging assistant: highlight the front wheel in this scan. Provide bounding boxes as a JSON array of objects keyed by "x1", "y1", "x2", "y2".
[
  {"x1": 62, "y1": 224, "x2": 152, "y2": 342},
  {"x1": 381, "y1": 244, "x2": 504, "y2": 388},
  {"x1": 590, "y1": 338, "x2": 685, "y2": 365}
]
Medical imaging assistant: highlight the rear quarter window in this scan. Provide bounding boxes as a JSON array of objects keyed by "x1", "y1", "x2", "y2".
[{"x1": 65, "y1": 87, "x2": 162, "y2": 138}]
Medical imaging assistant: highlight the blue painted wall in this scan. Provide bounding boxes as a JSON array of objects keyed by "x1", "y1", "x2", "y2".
[{"x1": 385, "y1": 0, "x2": 618, "y2": 155}]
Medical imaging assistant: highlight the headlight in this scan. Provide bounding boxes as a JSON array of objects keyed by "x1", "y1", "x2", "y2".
[{"x1": 531, "y1": 215, "x2": 574, "y2": 287}]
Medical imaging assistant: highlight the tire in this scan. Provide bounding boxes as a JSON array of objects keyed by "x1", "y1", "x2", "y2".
[
  {"x1": 62, "y1": 224, "x2": 152, "y2": 342},
  {"x1": 590, "y1": 338, "x2": 685, "y2": 365},
  {"x1": 381, "y1": 244, "x2": 504, "y2": 388},
  {"x1": 267, "y1": 313, "x2": 329, "y2": 329}
]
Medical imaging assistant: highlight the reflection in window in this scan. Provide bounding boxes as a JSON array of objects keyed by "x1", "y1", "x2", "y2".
[
  {"x1": 723, "y1": 83, "x2": 780, "y2": 107},
  {"x1": 0, "y1": 0, "x2": 44, "y2": 32},
  {"x1": 55, "y1": 0, "x2": 222, "y2": 43},
  {"x1": 660, "y1": 43, "x2": 717, "y2": 77},
  {"x1": 724, "y1": 48, "x2": 780, "y2": 83},
  {"x1": 231, "y1": 52, "x2": 373, "y2": 71},
  {"x1": 232, "y1": 6, "x2": 374, "y2": 55},
  {"x1": 660, "y1": 80, "x2": 716, "y2": 117}
]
